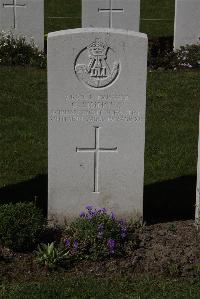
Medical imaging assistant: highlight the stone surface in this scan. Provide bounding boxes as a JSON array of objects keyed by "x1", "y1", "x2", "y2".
[
  {"x1": 196, "y1": 114, "x2": 200, "y2": 222},
  {"x1": 174, "y1": 0, "x2": 200, "y2": 49},
  {"x1": 0, "y1": 0, "x2": 44, "y2": 50},
  {"x1": 48, "y1": 28, "x2": 147, "y2": 222},
  {"x1": 82, "y1": 0, "x2": 140, "y2": 31}
]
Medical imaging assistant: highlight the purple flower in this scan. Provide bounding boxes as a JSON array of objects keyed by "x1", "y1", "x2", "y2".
[
  {"x1": 65, "y1": 239, "x2": 70, "y2": 248},
  {"x1": 121, "y1": 231, "x2": 127, "y2": 239},
  {"x1": 97, "y1": 223, "x2": 104, "y2": 238},
  {"x1": 119, "y1": 219, "x2": 125, "y2": 226},
  {"x1": 107, "y1": 239, "x2": 116, "y2": 254},
  {"x1": 120, "y1": 221, "x2": 127, "y2": 239},
  {"x1": 96, "y1": 208, "x2": 102, "y2": 215},
  {"x1": 91, "y1": 209, "x2": 98, "y2": 216},
  {"x1": 85, "y1": 206, "x2": 98, "y2": 219},
  {"x1": 97, "y1": 208, "x2": 107, "y2": 214},
  {"x1": 74, "y1": 240, "x2": 78, "y2": 250},
  {"x1": 79, "y1": 211, "x2": 85, "y2": 217},
  {"x1": 111, "y1": 212, "x2": 116, "y2": 220},
  {"x1": 85, "y1": 205, "x2": 93, "y2": 211},
  {"x1": 86, "y1": 214, "x2": 93, "y2": 220}
]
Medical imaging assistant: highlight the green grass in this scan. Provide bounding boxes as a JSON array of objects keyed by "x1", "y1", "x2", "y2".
[
  {"x1": 140, "y1": 0, "x2": 175, "y2": 37},
  {"x1": 0, "y1": 67, "x2": 47, "y2": 186},
  {"x1": 2, "y1": 276, "x2": 200, "y2": 298},
  {"x1": 44, "y1": 0, "x2": 81, "y2": 34},
  {"x1": 0, "y1": 68, "x2": 199, "y2": 187},
  {"x1": 44, "y1": 0, "x2": 175, "y2": 37},
  {"x1": 145, "y1": 70, "x2": 200, "y2": 185}
]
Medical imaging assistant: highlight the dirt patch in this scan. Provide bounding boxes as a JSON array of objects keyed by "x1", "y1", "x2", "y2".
[{"x1": 1, "y1": 220, "x2": 200, "y2": 282}]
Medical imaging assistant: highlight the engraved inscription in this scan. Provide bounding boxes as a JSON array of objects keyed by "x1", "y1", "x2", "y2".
[
  {"x1": 76, "y1": 127, "x2": 118, "y2": 193},
  {"x1": 51, "y1": 109, "x2": 140, "y2": 123},
  {"x1": 3, "y1": 0, "x2": 26, "y2": 29},
  {"x1": 98, "y1": 0, "x2": 124, "y2": 28},
  {"x1": 74, "y1": 39, "x2": 120, "y2": 89},
  {"x1": 50, "y1": 94, "x2": 142, "y2": 123}
]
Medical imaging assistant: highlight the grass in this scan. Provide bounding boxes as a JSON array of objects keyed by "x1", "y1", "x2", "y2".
[
  {"x1": 44, "y1": 0, "x2": 175, "y2": 37},
  {"x1": 0, "y1": 68, "x2": 199, "y2": 187},
  {"x1": 0, "y1": 67, "x2": 47, "y2": 186},
  {"x1": 2, "y1": 276, "x2": 200, "y2": 298},
  {"x1": 140, "y1": 0, "x2": 175, "y2": 37},
  {"x1": 44, "y1": 0, "x2": 81, "y2": 34},
  {"x1": 145, "y1": 70, "x2": 199, "y2": 185}
]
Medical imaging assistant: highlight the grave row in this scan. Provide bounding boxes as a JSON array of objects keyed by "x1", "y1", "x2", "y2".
[
  {"x1": 47, "y1": 2, "x2": 200, "y2": 222},
  {"x1": 0, "y1": 0, "x2": 199, "y2": 223},
  {"x1": 0, "y1": 0, "x2": 199, "y2": 50}
]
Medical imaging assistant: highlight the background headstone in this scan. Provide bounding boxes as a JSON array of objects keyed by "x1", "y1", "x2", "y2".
[
  {"x1": 174, "y1": 0, "x2": 200, "y2": 49},
  {"x1": 82, "y1": 0, "x2": 140, "y2": 31},
  {"x1": 48, "y1": 28, "x2": 147, "y2": 223},
  {"x1": 196, "y1": 113, "x2": 200, "y2": 222},
  {"x1": 0, "y1": 0, "x2": 44, "y2": 50}
]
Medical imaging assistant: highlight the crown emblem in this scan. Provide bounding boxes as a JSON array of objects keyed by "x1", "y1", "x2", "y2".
[
  {"x1": 88, "y1": 39, "x2": 107, "y2": 57},
  {"x1": 75, "y1": 38, "x2": 120, "y2": 89}
]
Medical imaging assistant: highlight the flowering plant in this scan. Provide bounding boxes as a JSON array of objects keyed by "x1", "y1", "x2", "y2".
[
  {"x1": 174, "y1": 44, "x2": 200, "y2": 69},
  {"x1": 148, "y1": 42, "x2": 200, "y2": 70},
  {"x1": 63, "y1": 206, "x2": 130, "y2": 260},
  {"x1": 0, "y1": 30, "x2": 46, "y2": 68}
]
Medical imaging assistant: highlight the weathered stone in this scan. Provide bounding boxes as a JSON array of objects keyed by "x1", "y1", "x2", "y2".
[
  {"x1": 82, "y1": 0, "x2": 140, "y2": 31},
  {"x1": 48, "y1": 28, "x2": 147, "y2": 222},
  {"x1": 0, "y1": 0, "x2": 44, "y2": 50},
  {"x1": 174, "y1": 0, "x2": 200, "y2": 49}
]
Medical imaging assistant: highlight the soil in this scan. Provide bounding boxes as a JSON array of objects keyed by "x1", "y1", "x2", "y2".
[{"x1": 1, "y1": 220, "x2": 200, "y2": 282}]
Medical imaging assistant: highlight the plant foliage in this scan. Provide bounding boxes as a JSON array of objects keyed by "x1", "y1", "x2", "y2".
[
  {"x1": 35, "y1": 242, "x2": 69, "y2": 269},
  {"x1": 0, "y1": 31, "x2": 46, "y2": 68},
  {"x1": 148, "y1": 43, "x2": 200, "y2": 70},
  {"x1": 0, "y1": 202, "x2": 45, "y2": 251},
  {"x1": 63, "y1": 206, "x2": 141, "y2": 260}
]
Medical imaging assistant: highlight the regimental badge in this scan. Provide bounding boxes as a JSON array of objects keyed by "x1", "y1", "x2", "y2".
[{"x1": 74, "y1": 38, "x2": 120, "y2": 89}]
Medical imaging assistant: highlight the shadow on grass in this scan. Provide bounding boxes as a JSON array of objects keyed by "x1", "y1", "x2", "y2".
[
  {"x1": 0, "y1": 174, "x2": 48, "y2": 217},
  {"x1": 0, "y1": 174, "x2": 196, "y2": 224},
  {"x1": 144, "y1": 175, "x2": 196, "y2": 224}
]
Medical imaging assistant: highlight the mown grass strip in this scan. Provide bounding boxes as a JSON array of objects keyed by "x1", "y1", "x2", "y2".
[{"x1": 2, "y1": 276, "x2": 200, "y2": 299}]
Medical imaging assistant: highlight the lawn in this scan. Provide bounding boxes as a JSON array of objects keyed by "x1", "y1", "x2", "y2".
[
  {"x1": 0, "y1": 67, "x2": 47, "y2": 187},
  {"x1": 2, "y1": 276, "x2": 200, "y2": 299},
  {"x1": 145, "y1": 70, "x2": 199, "y2": 185},
  {"x1": 45, "y1": 0, "x2": 175, "y2": 37}
]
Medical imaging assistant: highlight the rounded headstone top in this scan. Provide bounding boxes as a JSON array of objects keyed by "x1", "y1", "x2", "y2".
[{"x1": 48, "y1": 28, "x2": 147, "y2": 40}]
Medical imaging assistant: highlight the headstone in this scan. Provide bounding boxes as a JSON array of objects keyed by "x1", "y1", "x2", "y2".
[
  {"x1": 82, "y1": 0, "x2": 140, "y2": 31},
  {"x1": 174, "y1": 0, "x2": 200, "y2": 49},
  {"x1": 196, "y1": 114, "x2": 200, "y2": 222},
  {"x1": 48, "y1": 28, "x2": 147, "y2": 222},
  {"x1": 0, "y1": 0, "x2": 44, "y2": 50}
]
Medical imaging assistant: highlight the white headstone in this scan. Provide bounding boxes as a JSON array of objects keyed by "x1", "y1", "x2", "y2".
[
  {"x1": 48, "y1": 28, "x2": 147, "y2": 222},
  {"x1": 196, "y1": 114, "x2": 200, "y2": 222},
  {"x1": 0, "y1": 0, "x2": 44, "y2": 50},
  {"x1": 174, "y1": 0, "x2": 200, "y2": 49},
  {"x1": 82, "y1": 0, "x2": 140, "y2": 31}
]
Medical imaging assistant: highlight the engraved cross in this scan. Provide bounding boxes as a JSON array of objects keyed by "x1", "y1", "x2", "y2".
[
  {"x1": 3, "y1": 0, "x2": 27, "y2": 29},
  {"x1": 76, "y1": 127, "x2": 118, "y2": 193},
  {"x1": 98, "y1": 0, "x2": 124, "y2": 28}
]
